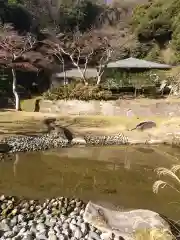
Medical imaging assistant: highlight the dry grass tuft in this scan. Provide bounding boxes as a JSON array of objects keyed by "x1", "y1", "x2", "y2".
[
  {"x1": 153, "y1": 165, "x2": 180, "y2": 194},
  {"x1": 134, "y1": 228, "x2": 175, "y2": 240},
  {"x1": 153, "y1": 164, "x2": 180, "y2": 238}
]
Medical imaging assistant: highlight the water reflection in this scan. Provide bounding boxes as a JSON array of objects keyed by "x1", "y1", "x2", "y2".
[
  {"x1": 124, "y1": 146, "x2": 131, "y2": 170},
  {"x1": 106, "y1": 163, "x2": 121, "y2": 171},
  {"x1": 0, "y1": 145, "x2": 180, "y2": 219},
  {"x1": 136, "y1": 147, "x2": 155, "y2": 154},
  {"x1": 13, "y1": 153, "x2": 19, "y2": 177}
]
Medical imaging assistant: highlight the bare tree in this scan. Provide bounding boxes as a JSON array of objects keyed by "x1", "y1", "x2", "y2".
[
  {"x1": 53, "y1": 49, "x2": 67, "y2": 85},
  {"x1": 0, "y1": 24, "x2": 37, "y2": 110},
  {"x1": 55, "y1": 45, "x2": 94, "y2": 85},
  {"x1": 50, "y1": 30, "x2": 113, "y2": 85},
  {"x1": 43, "y1": 29, "x2": 136, "y2": 86}
]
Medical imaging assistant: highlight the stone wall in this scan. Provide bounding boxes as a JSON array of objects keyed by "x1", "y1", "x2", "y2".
[{"x1": 40, "y1": 99, "x2": 180, "y2": 117}]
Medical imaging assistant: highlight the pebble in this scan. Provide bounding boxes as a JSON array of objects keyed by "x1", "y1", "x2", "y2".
[
  {"x1": 0, "y1": 195, "x2": 105, "y2": 240},
  {"x1": 81, "y1": 222, "x2": 88, "y2": 235},
  {"x1": 0, "y1": 134, "x2": 68, "y2": 154},
  {"x1": 0, "y1": 223, "x2": 11, "y2": 232},
  {"x1": 13, "y1": 225, "x2": 20, "y2": 233},
  {"x1": 36, "y1": 223, "x2": 46, "y2": 231},
  {"x1": 0, "y1": 133, "x2": 129, "y2": 155},
  {"x1": 36, "y1": 232, "x2": 47, "y2": 239},
  {"x1": 69, "y1": 223, "x2": 76, "y2": 232},
  {"x1": 84, "y1": 134, "x2": 128, "y2": 146},
  {"x1": 74, "y1": 227, "x2": 83, "y2": 239},
  {"x1": 48, "y1": 234, "x2": 57, "y2": 240},
  {"x1": 10, "y1": 217, "x2": 17, "y2": 226},
  {"x1": 89, "y1": 231, "x2": 102, "y2": 240}
]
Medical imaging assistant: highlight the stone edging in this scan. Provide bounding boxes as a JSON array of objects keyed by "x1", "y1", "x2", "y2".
[
  {"x1": 0, "y1": 132, "x2": 175, "y2": 154},
  {"x1": 40, "y1": 99, "x2": 180, "y2": 117}
]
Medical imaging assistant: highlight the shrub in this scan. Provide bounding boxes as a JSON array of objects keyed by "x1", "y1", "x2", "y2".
[
  {"x1": 145, "y1": 43, "x2": 161, "y2": 62},
  {"x1": 103, "y1": 70, "x2": 162, "y2": 90},
  {"x1": 0, "y1": 69, "x2": 12, "y2": 96},
  {"x1": 43, "y1": 83, "x2": 113, "y2": 101},
  {"x1": 132, "y1": 0, "x2": 180, "y2": 49},
  {"x1": 132, "y1": 1, "x2": 172, "y2": 40},
  {"x1": 130, "y1": 0, "x2": 180, "y2": 63}
]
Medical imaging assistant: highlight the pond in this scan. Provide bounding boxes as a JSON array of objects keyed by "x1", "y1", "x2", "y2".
[{"x1": 0, "y1": 145, "x2": 180, "y2": 220}]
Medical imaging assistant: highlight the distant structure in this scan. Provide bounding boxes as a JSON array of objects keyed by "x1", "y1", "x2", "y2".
[
  {"x1": 51, "y1": 68, "x2": 98, "y2": 87},
  {"x1": 51, "y1": 57, "x2": 172, "y2": 89},
  {"x1": 107, "y1": 57, "x2": 172, "y2": 70},
  {"x1": 105, "y1": 57, "x2": 172, "y2": 93},
  {"x1": 104, "y1": 0, "x2": 112, "y2": 4}
]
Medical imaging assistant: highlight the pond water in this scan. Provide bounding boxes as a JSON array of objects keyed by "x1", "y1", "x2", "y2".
[{"x1": 0, "y1": 145, "x2": 180, "y2": 220}]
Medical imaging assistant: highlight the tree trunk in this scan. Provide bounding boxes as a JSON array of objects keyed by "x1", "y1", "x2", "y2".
[
  {"x1": 12, "y1": 68, "x2": 21, "y2": 111},
  {"x1": 77, "y1": 68, "x2": 88, "y2": 85},
  {"x1": 96, "y1": 75, "x2": 102, "y2": 85},
  {"x1": 62, "y1": 61, "x2": 67, "y2": 85},
  {"x1": 134, "y1": 87, "x2": 137, "y2": 98}
]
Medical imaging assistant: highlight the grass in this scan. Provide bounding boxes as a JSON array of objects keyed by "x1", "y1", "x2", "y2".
[
  {"x1": 0, "y1": 110, "x2": 167, "y2": 137},
  {"x1": 21, "y1": 97, "x2": 43, "y2": 112},
  {"x1": 2, "y1": 96, "x2": 180, "y2": 141},
  {"x1": 0, "y1": 107, "x2": 180, "y2": 144},
  {"x1": 153, "y1": 165, "x2": 180, "y2": 195}
]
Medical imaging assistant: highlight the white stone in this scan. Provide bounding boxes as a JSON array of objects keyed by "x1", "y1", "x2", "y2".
[
  {"x1": 74, "y1": 227, "x2": 83, "y2": 239},
  {"x1": 72, "y1": 137, "x2": 86, "y2": 145}
]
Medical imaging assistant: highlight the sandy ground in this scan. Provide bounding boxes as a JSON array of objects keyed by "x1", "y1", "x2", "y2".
[{"x1": 0, "y1": 110, "x2": 180, "y2": 144}]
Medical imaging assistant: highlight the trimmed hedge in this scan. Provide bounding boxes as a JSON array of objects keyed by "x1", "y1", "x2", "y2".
[{"x1": 43, "y1": 83, "x2": 113, "y2": 101}]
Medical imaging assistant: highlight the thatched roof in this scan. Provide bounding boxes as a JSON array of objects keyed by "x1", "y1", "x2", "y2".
[{"x1": 107, "y1": 57, "x2": 172, "y2": 69}]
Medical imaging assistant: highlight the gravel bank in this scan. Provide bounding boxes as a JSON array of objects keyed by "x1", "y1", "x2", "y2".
[
  {"x1": 0, "y1": 133, "x2": 128, "y2": 154},
  {"x1": 1, "y1": 134, "x2": 68, "y2": 153},
  {"x1": 0, "y1": 195, "x2": 103, "y2": 240}
]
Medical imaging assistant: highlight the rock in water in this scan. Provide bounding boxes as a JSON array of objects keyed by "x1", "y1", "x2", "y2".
[
  {"x1": 131, "y1": 121, "x2": 156, "y2": 131},
  {"x1": 83, "y1": 201, "x2": 170, "y2": 239},
  {"x1": 0, "y1": 143, "x2": 12, "y2": 153},
  {"x1": 72, "y1": 137, "x2": 86, "y2": 145}
]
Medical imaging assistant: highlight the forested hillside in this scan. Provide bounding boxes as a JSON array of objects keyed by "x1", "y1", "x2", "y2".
[
  {"x1": 1, "y1": 0, "x2": 179, "y2": 106},
  {"x1": 0, "y1": 0, "x2": 150, "y2": 60},
  {"x1": 1, "y1": 0, "x2": 180, "y2": 71},
  {"x1": 131, "y1": 0, "x2": 180, "y2": 64}
]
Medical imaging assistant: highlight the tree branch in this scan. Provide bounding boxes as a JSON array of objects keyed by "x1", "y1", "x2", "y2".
[
  {"x1": 55, "y1": 44, "x2": 93, "y2": 85},
  {"x1": 0, "y1": 25, "x2": 37, "y2": 111},
  {"x1": 96, "y1": 48, "x2": 112, "y2": 85}
]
